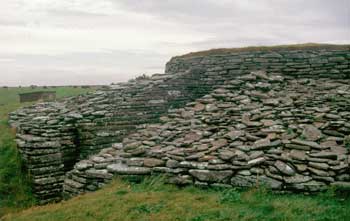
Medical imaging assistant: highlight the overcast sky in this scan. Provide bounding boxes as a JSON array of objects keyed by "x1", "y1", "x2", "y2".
[{"x1": 0, "y1": 0, "x2": 349, "y2": 86}]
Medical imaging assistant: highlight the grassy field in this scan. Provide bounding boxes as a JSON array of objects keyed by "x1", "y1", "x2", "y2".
[
  {"x1": 0, "y1": 86, "x2": 95, "y2": 217},
  {"x1": 2, "y1": 177, "x2": 350, "y2": 221}
]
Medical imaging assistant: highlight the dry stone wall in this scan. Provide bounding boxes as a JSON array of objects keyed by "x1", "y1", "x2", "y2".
[
  {"x1": 10, "y1": 102, "x2": 78, "y2": 203},
  {"x1": 166, "y1": 48, "x2": 350, "y2": 79},
  {"x1": 9, "y1": 46, "x2": 350, "y2": 204},
  {"x1": 63, "y1": 71, "x2": 350, "y2": 198},
  {"x1": 9, "y1": 71, "x2": 223, "y2": 204}
]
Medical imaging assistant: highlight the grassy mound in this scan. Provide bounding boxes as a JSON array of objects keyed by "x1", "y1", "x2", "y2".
[
  {"x1": 3, "y1": 177, "x2": 350, "y2": 221},
  {"x1": 177, "y1": 43, "x2": 350, "y2": 58}
]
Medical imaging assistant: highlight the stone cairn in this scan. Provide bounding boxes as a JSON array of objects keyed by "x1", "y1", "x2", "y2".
[
  {"x1": 9, "y1": 46, "x2": 350, "y2": 204},
  {"x1": 63, "y1": 71, "x2": 350, "y2": 197}
]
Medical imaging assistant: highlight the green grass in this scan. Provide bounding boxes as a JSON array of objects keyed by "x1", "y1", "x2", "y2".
[
  {"x1": 0, "y1": 86, "x2": 95, "y2": 217},
  {"x1": 177, "y1": 43, "x2": 350, "y2": 58},
  {"x1": 0, "y1": 121, "x2": 34, "y2": 217},
  {"x1": 2, "y1": 177, "x2": 349, "y2": 221}
]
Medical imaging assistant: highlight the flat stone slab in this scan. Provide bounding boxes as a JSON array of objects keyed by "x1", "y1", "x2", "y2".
[
  {"x1": 302, "y1": 125, "x2": 322, "y2": 141},
  {"x1": 107, "y1": 163, "x2": 151, "y2": 175},
  {"x1": 308, "y1": 152, "x2": 338, "y2": 160},
  {"x1": 252, "y1": 139, "x2": 281, "y2": 150},
  {"x1": 291, "y1": 181, "x2": 327, "y2": 192},
  {"x1": 75, "y1": 161, "x2": 93, "y2": 171},
  {"x1": 291, "y1": 139, "x2": 323, "y2": 149},
  {"x1": 85, "y1": 169, "x2": 113, "y2": 179},
  {"x1": 231, "y1": 175, "x2": 282, "y2": 189},
  {"x1": 143, "y1": 158, "x2": 165, "y2": 167},
  {"x1": 284, "y1": 174, "x2": 312, "y2": 184},
  {"x1": 274, "y1": 160, "x2": 295, "y2": 176},
  {"x1": 330, "y1": 182, "x2": 350, "y2": 190},
  {"x1": 65, "y1": 179, "x2": 84, "y2": 189},
  {"x1": 247, "y1": 157, "x2": 266, "y2": 166},
  {"x1": 189, "y1": 169, "x2": 233, "y2": 182}
]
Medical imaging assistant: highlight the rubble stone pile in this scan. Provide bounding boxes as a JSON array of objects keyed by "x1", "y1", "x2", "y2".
[{"x1": 64, "y1": 71, "x2": 350, "y2": 198}]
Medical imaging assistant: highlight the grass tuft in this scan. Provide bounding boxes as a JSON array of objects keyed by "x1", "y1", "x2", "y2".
[
  {"x1": 3, "y1": 178, "x2": 350, "y2": 221},
  {"x1": 176, "y1": 43, "x2": 350, "y2": 58}
]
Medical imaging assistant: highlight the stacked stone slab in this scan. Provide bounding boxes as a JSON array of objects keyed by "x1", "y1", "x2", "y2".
[
  {"x1": 9, "y1": 45, "x2": 350, "y2": 203},
  {"x1": 75, "y1": 72, "x2": 219, "y2": 160},
  {"x1": 166, "y1": 47, "x2": 350, "y2": 79},
  {"x1": 9, "y1": 70, "x2": 226, "y2": 204},
  {"x1": 11, "y1": 102, "x2": 78, "y2": 203},
  {"x1": 64, "y1": 71, "x2": 350, "y2": 197}
]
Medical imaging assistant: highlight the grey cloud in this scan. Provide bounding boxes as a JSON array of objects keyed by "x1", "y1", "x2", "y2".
[
  {"x1": 0, "y1": 0, "x2": 349, "y2": 86},
  {"x1": 0, "y1": 50, "x2": 168, "y2": 86},
  {"x1": 112, "y1": 0, "x2": 349, "y2": 50},
  {"x1": 46, "y1": 9, "x2": 110, "y2": 17},
  {"x1": 113, "y1": 0, "x2": 349, "y2": 25},
  {"x1": 0, "y1": 20, "x2": 27, "y2": 27}
]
